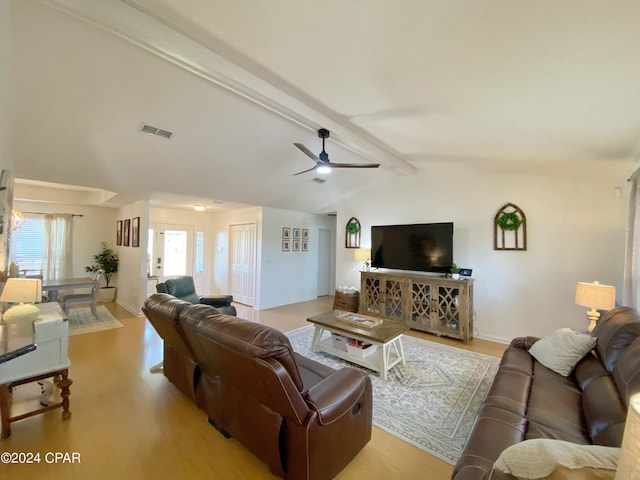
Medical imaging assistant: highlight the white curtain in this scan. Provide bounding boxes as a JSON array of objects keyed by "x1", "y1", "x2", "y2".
[
  {"x1": 624, "y1": 168, "x2": 640, "y2": 309},
  {"x1": 43, "y1": 213, "x2": 73, "y2": 280}
]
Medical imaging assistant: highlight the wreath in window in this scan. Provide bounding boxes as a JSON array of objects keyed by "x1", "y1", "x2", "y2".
[{"x1": 496, "y1": 212, "x2": 522, "y2": 231}]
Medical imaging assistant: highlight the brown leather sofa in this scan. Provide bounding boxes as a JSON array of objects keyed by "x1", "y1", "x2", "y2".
[
  {"x1": 143, "y1": 293, "x2": 373, "y2": 480},
  {"x1": 452, "y1": 307, "x2": 640, "y2": 479}
]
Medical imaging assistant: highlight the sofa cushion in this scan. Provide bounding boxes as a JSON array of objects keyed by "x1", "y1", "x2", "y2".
[
  {"x1": 581, "y1": 375, "x2": 627, "y2": 447},
  {"x1": 492, "y1": 439, "x2": 619, "y2": 480},
  {"x1": 592, "y1": 307, "x2": 640, "y2": 372},
  {"x1": 525, "y1": 362, "x2": 590, "y2": 444},
  {"x1": 612, "y1": 336, "x2": 640, "y2": 406},
  {"x1": 529, "y1": 328, "x2": 596, "y2": 377}
]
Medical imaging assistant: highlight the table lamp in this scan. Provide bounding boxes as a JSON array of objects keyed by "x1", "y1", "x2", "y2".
[
  {"x1": 575, "y1": 281, "x2": 616, "y2": 332},
  {"x1": 616, "y1": 393, "x2": 640, "y2": 479},
  {"x1": 354, "y1": 248, "x2": 370, "y2": 271},
  {"x1": 0, "y1": 278, "x2": 42, "y2": 323}
]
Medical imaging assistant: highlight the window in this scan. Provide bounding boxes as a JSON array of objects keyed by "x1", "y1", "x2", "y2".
[
  {"x1": 195, "y1": 231, "x2": 204, "y2": 275},
  {"x1": 10, "y1": 216, "x2": 45, "y2": 275},
  {"x1": 10, "y1": 213, "x2": 73, "y2": 279}
]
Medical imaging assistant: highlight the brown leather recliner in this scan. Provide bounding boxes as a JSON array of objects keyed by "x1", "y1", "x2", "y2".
[
  {"x1": 178, "y1": 304, "x2": 373, "y2": 480},
  {"x1": 142, "y1": 293, "x2": 210, "y2": 403}
]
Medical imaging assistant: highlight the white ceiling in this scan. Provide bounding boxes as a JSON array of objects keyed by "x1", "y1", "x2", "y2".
[{"x1": 9, "y1": 0, "x2": 640, "y2": 212}]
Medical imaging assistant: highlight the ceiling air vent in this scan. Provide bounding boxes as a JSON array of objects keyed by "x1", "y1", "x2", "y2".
[
  {"x1": 312, "y1": 177, "x2": 326, "y2": 184},
  {"x1": 140, "y1": 123, "x2": 173, "y2": 140}
]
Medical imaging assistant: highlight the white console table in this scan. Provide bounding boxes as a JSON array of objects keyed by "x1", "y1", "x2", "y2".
[{"x1": 0, "y1": 303, "x2": 72, "y2": 437}]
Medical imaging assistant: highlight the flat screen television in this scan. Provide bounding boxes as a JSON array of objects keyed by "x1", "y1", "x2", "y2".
[{"x1": 370, "y1": 222, "x2": 454, "y2": 273}]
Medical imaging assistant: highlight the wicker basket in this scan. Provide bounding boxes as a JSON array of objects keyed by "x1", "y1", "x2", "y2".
[{"x1": 333, "y1": 290, "x2": 359, "y2": 313}]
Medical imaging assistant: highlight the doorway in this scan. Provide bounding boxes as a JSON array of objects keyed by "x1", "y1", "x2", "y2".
[
  {"x1": 154, "y1": 224, "x2": 194, "y2": 284},
  {"x1": 317, "y1": 227, "x2": 335, "y2": 296},
  {"x1": 229, "y1": 223, "x2": 257, "y2": 306}
]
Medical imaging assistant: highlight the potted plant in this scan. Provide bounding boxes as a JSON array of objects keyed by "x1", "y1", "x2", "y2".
[
  {"x1": 86, "y1": 242, "x2": 119, "y2": 302},
  {"x1": 450, "y1": 262, "x2": 461, "y2": 280}
]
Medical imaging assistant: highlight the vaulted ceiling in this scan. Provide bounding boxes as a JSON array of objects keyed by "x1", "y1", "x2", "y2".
[{"x1": 10, "y1": 0, "x2": 640, "y2": 212}]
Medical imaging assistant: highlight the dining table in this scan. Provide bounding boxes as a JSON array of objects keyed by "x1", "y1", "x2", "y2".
[{"x1": 42, "y1": 277, "x2": 97, "y2": 303}]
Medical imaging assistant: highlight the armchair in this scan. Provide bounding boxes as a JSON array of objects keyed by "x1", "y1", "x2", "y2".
[{"x1": 156, "y1": 276, "x2": 236, "y2": 316}]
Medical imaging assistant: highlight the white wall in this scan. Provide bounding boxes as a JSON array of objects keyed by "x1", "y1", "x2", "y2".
[
  {"x1": 0, "y1": 2, "x2": 10, "y2": 173},
  {"x1": 1, "y1": 3, "x2": 12, "y2": 279},
  {"x1": 331, "y1": 169, "x2": 628, "y2": 343},
  {"x1": 210, "y1": 206, "x2": 336, "y2": 310},
  {"x1": 117, "y1": 201, "x2": 148, "y2": 315},
  {"x1": 258, "y1": 207, "x2": 335, "y2": 310}
]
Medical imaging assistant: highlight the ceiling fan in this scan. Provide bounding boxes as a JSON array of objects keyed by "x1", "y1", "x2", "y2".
[{"x1": 293, "y1": 128, "x2": 380, "y2": 175}]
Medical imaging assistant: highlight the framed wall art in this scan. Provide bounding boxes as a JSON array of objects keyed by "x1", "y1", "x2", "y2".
[
  {"x1": 123, "y1": 218, "x2": 131, "y2": 246},
  {"x1": 302, "y1": 241, "x2": 309, "y2": 252},
  {"x1": 116, "y1": 220, "x2": 123, "y2": 246},
  {"x1": 283, "y1": 227, "x2": 290, "y2": 239},
  {"x1": 292, "y1": 227, "x2": 301, "y2": 239},
  {"x1": 293, "y1": 240, "x2": 300, "y2": 251},
  {"x1": 282, "y1": 240, "x2": 290, "y2": 251},
  {"x1": 302, "y1": 228, "x2": 309, "y2": 240},
  {"x1": 132, "y1": 216, "x2": 140, "y2": 247}
]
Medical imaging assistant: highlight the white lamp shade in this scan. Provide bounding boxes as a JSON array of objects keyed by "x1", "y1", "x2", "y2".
[
  {"x1": 575, "y1": 281, "x2": 616, "y2": 310},
  {"x1": 354, "y1": 248, "x2": 370, "y2": 262},
  {"x1": 1, "y1": 278, "x2": 42, "y2": 303},
  {"x1": 1, "y1": 278, "x2": 42, "y2": 323},
  {"x1": 616, "y1": 393, "x2": 640, "y2": 479}
]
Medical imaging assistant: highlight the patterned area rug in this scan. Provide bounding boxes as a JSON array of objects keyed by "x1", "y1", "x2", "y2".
[
  {"x1": 286, "y1": 325, "x2": 499, "y2": 465},
  {"x1": 67, "y1": 305, "x2": 123, "y2": 336}
]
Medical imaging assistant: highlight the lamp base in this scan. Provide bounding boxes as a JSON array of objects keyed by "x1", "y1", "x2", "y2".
[
  {"x1": 586, "y1": 308, "x2": 601, "y2": 333},
  {"x1": 2, "y1": 303, "x2": 40, "y2": 324}
]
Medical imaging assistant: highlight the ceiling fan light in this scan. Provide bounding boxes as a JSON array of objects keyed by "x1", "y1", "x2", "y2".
[{"x1": 317, "y1": 165, "x2": 332, "y2": 174}]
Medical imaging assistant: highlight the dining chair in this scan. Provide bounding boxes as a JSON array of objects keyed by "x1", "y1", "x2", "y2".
[{"x1": 61, "y1": 272, "x2": 101, "y2": 318}]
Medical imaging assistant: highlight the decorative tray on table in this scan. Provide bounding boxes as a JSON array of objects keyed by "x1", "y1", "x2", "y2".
[{"x1": 335, "y1": 312, "x2": 383, "y2": 329}]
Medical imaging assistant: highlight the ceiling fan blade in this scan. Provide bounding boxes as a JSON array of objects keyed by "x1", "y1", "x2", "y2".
[
  {"x1": 294, "y1": 143, "x2": 319, "y2": 162},
  {"x1": 329, "y1": 162, "x2": 381, "y2": 169},
  {"x1": 292, "y1": 165, "x2": 319, "y2": 176}
]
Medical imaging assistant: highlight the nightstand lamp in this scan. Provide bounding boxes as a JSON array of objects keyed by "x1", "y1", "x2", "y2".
[
  {"x1": 575, "y1": 280, "x2": 615, "y2": 333},
  {"x1": 1, "y1": 278, "x2": 42, "y2": 324}
]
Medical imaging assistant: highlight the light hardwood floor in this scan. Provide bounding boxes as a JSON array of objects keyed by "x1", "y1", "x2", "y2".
[{"x1": 1, "y1": 297, "x2": 507, "y2": 479}]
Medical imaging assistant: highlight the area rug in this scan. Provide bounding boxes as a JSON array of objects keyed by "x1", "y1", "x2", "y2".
[
  {"x1": 286, "y1": 325, "x2": 499, "y2": 465},
  {"x1": 67, "y1": 305, "x2": 123, "y2": 336}
]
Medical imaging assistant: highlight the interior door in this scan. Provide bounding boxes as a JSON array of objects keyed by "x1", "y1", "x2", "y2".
[
  {"x1": 318, "y1": 228, "x2": 331, "y2": 296},
  {"x1": 230, "y1": 223, "x2": 256, "y2": 306},
  {"x1": 154, "y1": 224, "x2": 194, "y2": 283}
]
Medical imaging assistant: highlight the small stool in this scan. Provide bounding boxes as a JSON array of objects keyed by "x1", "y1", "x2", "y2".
[{"x1": 0, "y1": 368, "x2": 72, "y2": 438}]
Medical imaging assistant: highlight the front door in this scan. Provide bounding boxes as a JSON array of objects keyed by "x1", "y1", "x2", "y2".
[{"x1": 154, "y1": 224, "x2": 194, "y2": 283}]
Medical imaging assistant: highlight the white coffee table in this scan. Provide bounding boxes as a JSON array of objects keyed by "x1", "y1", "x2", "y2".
[{"x1": 307, "y1": 311, "x2": 407, "y2": 381}]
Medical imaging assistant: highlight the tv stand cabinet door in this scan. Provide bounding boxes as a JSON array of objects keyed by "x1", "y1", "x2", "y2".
[{"x1": 361, "y1": 271, "x2": 473, "y2": 344}]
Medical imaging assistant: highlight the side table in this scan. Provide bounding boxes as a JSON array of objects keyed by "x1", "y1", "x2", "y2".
[{"x1": 0, "y1": 303, "x2": 72, "y2": 438}]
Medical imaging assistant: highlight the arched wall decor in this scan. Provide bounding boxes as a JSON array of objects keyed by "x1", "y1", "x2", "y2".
[
  {"x1": 494, "y1": 203, "x2": 527, "y2": 251},
  {"x1": 345, "y1": 217, "x2": 361, "y2": 249}
]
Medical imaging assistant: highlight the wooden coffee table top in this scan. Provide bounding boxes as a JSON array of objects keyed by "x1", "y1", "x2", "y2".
[{"x1": 307, "y1": 310, "x2": 408, "y2": 344}]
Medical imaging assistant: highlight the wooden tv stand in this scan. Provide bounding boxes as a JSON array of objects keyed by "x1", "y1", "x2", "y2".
[{"x1": 360, "y1": 271, "x2": 474, "y2": 343}]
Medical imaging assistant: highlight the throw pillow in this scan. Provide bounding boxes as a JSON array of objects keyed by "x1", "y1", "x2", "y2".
[
  {"x1": 529, "y1": 328, "x2": 596, "y2": 376},
  {"x1": 492, "y1": 439, "x2": 619, "y2": 480}
]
